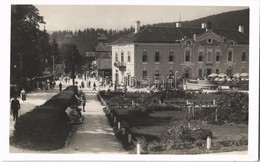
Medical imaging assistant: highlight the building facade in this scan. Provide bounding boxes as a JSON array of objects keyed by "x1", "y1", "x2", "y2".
[
  {"x1": 111, "y1": 21, "x2": 249, "y2": 87},
  {"x1": 86, "y1": 33, "x2": 112, "y2": 78}
]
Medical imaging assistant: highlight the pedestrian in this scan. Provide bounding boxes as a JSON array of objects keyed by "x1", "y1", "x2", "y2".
[
  {"x1": 44, "y1": 83, "x2": 48, "y2": 91},
  {"x1": 88, "y1": 81, "x2": 91, "y2": 88},
  {"x1": 59, "y1": 82, "x2": 62, "y2": 92},
  {"x1": 52, "y1": 80, "x2": 56, "y2": 88},
  {"x1": 49, "y1": 80, "x2": 52, "y2": 89},
  {"x1": 20, "y1": 88, "x2": 26, "y2": 102},
  {"x1": 80, "y1": 92, "x2": 86, "y2": 112},
  {"x1": 75, "y1": 90, "x2": 83, "y2": 106},
  {"x1": 93, "y1": 82, "x2": 97, "y2": 91},
  {"x1": 81, "y1": 81, "x2": 85, "y2": 89},
  {"x1": 11, "y1": 96, "x2": 20, "y2": 121}
]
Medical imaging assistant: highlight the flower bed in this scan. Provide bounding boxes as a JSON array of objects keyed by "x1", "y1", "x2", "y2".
[{"x1": 11, "y1": 86, "x2": 78, "y2": 150}]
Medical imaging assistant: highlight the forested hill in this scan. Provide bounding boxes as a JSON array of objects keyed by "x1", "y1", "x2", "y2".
[
  {"x1": 154, "y1": 9, "x2": 249, "y2": 35},
  {"x1": 50, "y1": 8, "x2": 249, "y2": 56},
  {"x1": 50, "y1": 27, "x2": 134, "y2": 56}
]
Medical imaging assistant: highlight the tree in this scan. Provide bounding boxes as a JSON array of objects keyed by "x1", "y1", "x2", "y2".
[
  {"x1": 49, "y1": 37, "x2": 61, "y2": 74},
  {"x1": 11, "y1": 5, "x2": 47, "y2": 86},
  {"x1": 60, "y1": 43, "x2": 83, "y2": 77}
]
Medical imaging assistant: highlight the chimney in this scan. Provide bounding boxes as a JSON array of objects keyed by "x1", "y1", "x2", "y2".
[
  {"x1": 201, "y1": 23, "x2": 207, "y2": 29},
  {"x1": 238, "y1": 25, "x2": 244, "y2": 33},
  {"x1": 135, "y1": 21, "x2": 140, "y2": 33},
  {"x1": 176, "y1": 22, "x2": 182, "y2": 28}
]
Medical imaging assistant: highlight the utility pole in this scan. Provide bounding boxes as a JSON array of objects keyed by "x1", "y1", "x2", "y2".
[
  {"x1": 52, "y1": 55, "x2": 55, "y2": 75},
  {"x1": 72, "y1": 53, "x2": 75, "y2": 85}
]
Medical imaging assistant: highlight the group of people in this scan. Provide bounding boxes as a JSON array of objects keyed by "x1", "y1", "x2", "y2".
[
  {"x1": 65, "y1": 90, "x2": 87, "y2": 124},
  {"x1": 77, "y1": 80, "x2": 97, "y2": 91}
]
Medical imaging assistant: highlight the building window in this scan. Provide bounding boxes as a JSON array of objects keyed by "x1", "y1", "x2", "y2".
[
  {"x1": 115, "y1": 52, "x2": 118, "y2": 62},
  {"x1": 229, "y1": 41, "x2": 234, "y2": 46},
  {"x1": 121, "y1": 52, "x2": 124, "y2": 62},
  {"x1": 142, "y1": 51, "x2": 147, "y2": 63},
  {"x1": 198, "y1": 52, "x2": 203, "y2": 62},
  {"x1": 185, "y1": 51, "x2": 191, "y2": 62},
  {"x1": 127, "y1": 51, "x2": 131, "y2": 62},
  {"x1": 207, "y1": 38, "x2": 212, "y2": 44},
  {"x1": 169, "y1": 51, "x2": 174, "y2": 62},
  {"x1": 184, "y1": 68, "x2": 191, "y2": 78},
  {"x1": 143, "y1": 70, "x2": 147, "y2": 77},
  {"x1": 198, "y1": 69, "x2": 203, "y2": 79},
  {"x1": 168, "y1": 69, "x2": 174, "y2": 78},
  {"x1": 216, "y1": 52, "x2": 220, "y2": 62},
  {"x1": 207, "y1": 51, "x2": 212, "y2": 62},
  {"x1": 155, "y1": 69, "x2": 160, "y2": 77},
  {"x1": 242, "y1": 51, "x2": 246, "y2": 61},
  {"x1": 155, "y1": 51, "x2": 160, "y2": 63},
  {"x1": 228, "y1": 51, "x2": 233, "y2": 62},
  {"x1": 216, "y1": 69, "x2": 219, "y2": 74},
  {"x1": 186, "y1": 40, "x2": 192, "y2": 46}
]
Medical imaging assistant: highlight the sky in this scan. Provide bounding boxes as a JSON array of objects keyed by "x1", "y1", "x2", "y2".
[{"x1": 35, "y1": 5, "x2": 248, "y2": 31}]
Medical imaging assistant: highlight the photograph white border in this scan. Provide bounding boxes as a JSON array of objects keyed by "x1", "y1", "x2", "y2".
[{"x1": 1, "y1": 0, "x2": 259, "y2": 161}]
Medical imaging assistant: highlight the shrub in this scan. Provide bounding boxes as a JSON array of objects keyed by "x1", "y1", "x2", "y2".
[
  {"x1": 131, "y1": 106, "x2": 150, "y2": 117},
  {"x1": 164, "y1": 124, "x2": 213, "y2": 142},
  {"x1": 216, "y1": 92, "x2": 248, "y2": 124},
  {"x1": 12, "y1": 86, "x2": 77, "y2": 150},
  {"x1": 196, "y1": 92, "x2": 248, "y2": 124}
]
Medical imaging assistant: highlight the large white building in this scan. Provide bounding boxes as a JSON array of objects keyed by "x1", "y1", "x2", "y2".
[{"x1": 111, "y1": 21, "x2": 249, "y2": 88}]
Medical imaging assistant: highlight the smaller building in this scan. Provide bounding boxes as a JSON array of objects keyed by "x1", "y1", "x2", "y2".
[{"x1": 86, "y1": 33, "x2": 112, "y2": 78}]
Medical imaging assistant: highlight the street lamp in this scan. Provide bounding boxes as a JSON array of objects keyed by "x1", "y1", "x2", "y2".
[
  {"x1": 115, "y1": 70, "x2": 118, "y2": 91},
  {"x1": 175, "y1": 71, "x2": 178, "y2": 90}
]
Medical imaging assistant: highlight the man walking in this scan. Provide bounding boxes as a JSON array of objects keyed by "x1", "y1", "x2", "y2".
[
  {"x1": 59, "y1": 82, "x2": 62, "y2": 92},
  {"x1": 11, "y1": 96, "x2": 20, "y2": 122},
  {"x1": 93, "y1": 82, "x2": 97, "y2": 91}
]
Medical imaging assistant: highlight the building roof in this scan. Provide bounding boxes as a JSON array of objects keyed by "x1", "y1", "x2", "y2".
[
  {"x1": 96, "y1": 59, "x2": 112, "y2": 70},
  {"x1": 111, "y1": 26, "x2": 249, "y2": 45},
  {"x1": 98, "y1": 33, "x2": 108, "y2": 41},
  {"x1": 85, "y1": 52, "x2": 96, "y2": 57},
  {"x1": 95, "y1": 52, "x2": 112, "y2": 59},
  {"x1": 95, "y1": 42, "x2": 111, "y2": 52}
]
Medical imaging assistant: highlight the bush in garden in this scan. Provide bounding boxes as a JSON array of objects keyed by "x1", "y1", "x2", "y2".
[
  {"x1": 196, "y1": 92, "x2": 248, "y2": 124},
  {"x1": 131, "y1": 106, "x2": 150, "y2": 117},
  {"x1": 11, "y1": 86, "x2": 77, "y2": 150},
  {"x1": 216, "y1": 92, "x2": 248, "y2": 124}
]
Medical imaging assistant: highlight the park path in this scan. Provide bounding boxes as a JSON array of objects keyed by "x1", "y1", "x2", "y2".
[
  {"x1": 10, "y1": 82, "x2": 127, "y2": 154},
  {"x1": 60, "y1": 89, "x2": 127, "y2": 154}
]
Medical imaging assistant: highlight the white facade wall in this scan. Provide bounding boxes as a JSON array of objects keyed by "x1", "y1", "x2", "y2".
[{"x1": 112, "y1": 44, "x2": 135, "y2": 85}]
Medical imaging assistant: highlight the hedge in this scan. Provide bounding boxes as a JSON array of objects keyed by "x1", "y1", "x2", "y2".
[
  {"x1": 11, "y1": 86, "x2": 78, "y2": 150},
  {"x1": 195, "y1": 92, "x2": 248, "y2": 124}
]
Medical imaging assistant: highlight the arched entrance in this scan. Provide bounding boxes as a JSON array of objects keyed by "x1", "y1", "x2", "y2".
[
  {"x1": 204, "y1": 67, "x2": 213, "y2": 77},
  {"x1": 184, "y1": 67, "x2": 192, "y2": 79},
  {"x1": 226, "y1": 67, "x2": 233, "y2": 77}
]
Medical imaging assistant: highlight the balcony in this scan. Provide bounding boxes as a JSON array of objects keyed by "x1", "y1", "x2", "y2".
[{"x1": 114, "y1": 61, "x2": 126, "y2": 71}]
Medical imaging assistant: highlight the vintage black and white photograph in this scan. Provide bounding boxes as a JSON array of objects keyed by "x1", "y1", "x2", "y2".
[{"x1": 3, "y1": 0, "x2": 259, "y2": 161}]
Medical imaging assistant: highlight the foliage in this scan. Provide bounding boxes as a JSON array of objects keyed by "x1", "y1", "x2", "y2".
[
  {"x1": 50, "y1": 27, "x2": 135, "y2": 56},
  {"x1": 60, "y1": 43, "x2": 83, "y2": 74},
  {"x1": 11, "y1": 5, "x2": 48, "y2": 83},
  {"x1": 165, "y1": 125, "x2": 213, "y2": 142},
  {"x1": 12, "y1": 86, "x2": 77, "y2": 150},
  {"x1": 216, "y1": 92, "x2": 248, "y2": 123},
  {"x1": 154, "y1": 9, "x2": 249, "y2": 35},
  {"x1": 195, "y1": 92, "x2": 248, "y2": 124}
]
